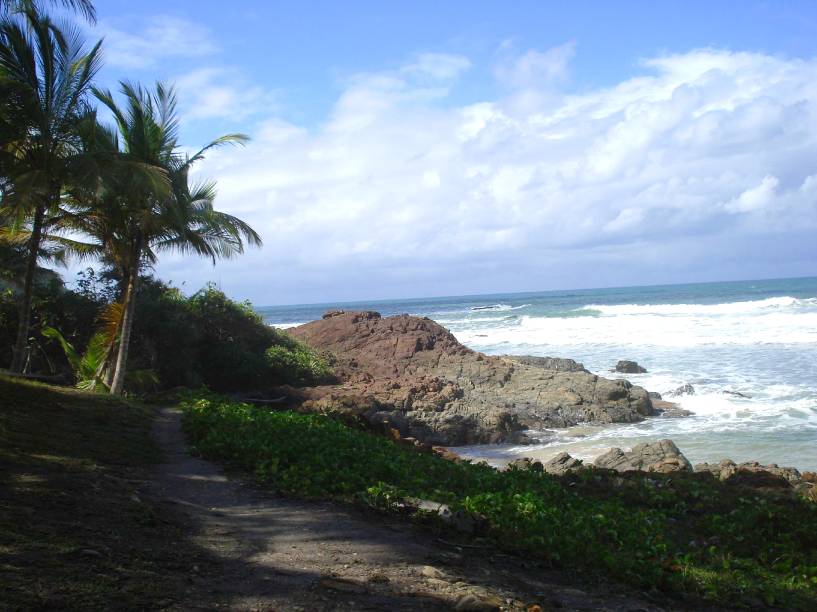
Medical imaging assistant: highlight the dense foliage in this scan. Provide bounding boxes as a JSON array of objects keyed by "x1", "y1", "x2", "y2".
[
  {"x1": 265, "y1": 336, "x2": 334, "y2": 386},
  {"x1": 0, "y1": 268, "x2": 329, "y2": 392},
  {"x1": 182, "y1": 393, "x2": 817, "y2": 609}
]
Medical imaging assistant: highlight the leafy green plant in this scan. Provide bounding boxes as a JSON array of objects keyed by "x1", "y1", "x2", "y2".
[
  {"x1": 181, "y1": 393, "x2": 817, "y2": 610},
  {"x1": 42, "y1": 309, "x2": 158, "y2": 393},
  {"x1": 265, "y1": 341, "x2": 333, "y2": 386},
  {"x1": 41, "y1": 326, "x2": 108, "y2": 391}
]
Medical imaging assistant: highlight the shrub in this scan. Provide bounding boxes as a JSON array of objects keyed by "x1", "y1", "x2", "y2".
[{"x1": 265, "y1": 340, "x2": 333, "y2": 386}]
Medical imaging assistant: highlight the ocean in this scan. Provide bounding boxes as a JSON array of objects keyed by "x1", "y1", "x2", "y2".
[{"x1": 257, "y1": 277, "x2": 817, "y2": 472}]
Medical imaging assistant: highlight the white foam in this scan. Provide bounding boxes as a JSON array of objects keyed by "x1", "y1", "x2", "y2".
[
  {"x1": 269, "y1": 321, "x2": 306, "y2": 329},
  {"x1": 453, "y1": 299, "x2": 817, "y2": 347},
  {"x1": 581, "y1": 296, "x2": 817, "y2": 316}
]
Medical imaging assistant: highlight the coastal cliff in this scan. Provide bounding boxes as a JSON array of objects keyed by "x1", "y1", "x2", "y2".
[{"x1": 287, "y1": 310, "x2": 654, "y2": 445}]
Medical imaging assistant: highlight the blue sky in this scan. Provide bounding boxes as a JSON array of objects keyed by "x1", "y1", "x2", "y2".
[{"x1": 77, "y1": 1, "x2": 817, "y2": 304}]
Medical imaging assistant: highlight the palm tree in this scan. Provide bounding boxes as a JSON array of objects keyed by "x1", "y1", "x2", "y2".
[
  {"x1": 0, "y1": 9, "x2": 101, "y2": 372},
  {"x1": 78, "y1": 81, "x2": 261, "y2": 394},
  {"x1": 0, "y1": 0, "x2": 95, "y2": 23}
]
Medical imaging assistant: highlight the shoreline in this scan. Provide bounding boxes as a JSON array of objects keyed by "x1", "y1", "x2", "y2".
[{"x1": 280, "y1": 309, "x2": 817, "y2": 479}]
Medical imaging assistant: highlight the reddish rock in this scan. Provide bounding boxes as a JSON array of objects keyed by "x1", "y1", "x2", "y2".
[{"x1": 288, "y1": 311, "x2": 654, "y2": 446}]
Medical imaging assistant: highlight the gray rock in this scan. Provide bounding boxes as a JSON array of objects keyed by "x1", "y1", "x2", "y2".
[
  {"x1": 614, "y1": 360, "x2": 647, "y2": 374},
  {"x1": 594, "y1": 439, "x2": 692, "y2": 473},
  {"x1": 695, "y1": 459, "x2": 801, "y2": 484},
  {"x1": 507, "y1": 457, "x2": 543, "y2": 472},
  {"x1": 668, "y1": 383, "x2": 695, "y2": 397},
  {"x1": 504, "y1": 355, "x2": 589, "y2": 373},
  {"x1": 652, "y1": 399, "x2": 693, "y2": 418},
  {"x1": 542, "y1": 452, "x2": 584, "y2": 476},
  {"x1": 648, "y1": 391, "x2": 662, "y2": 400},
  {"x1": 723, "y1": 390, "x2": 752, "y2": 399}
]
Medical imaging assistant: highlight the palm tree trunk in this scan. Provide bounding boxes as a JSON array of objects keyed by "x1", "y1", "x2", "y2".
[
  {"x1": 109, "y1": 247, "x2": 140, "y2": 395},
  {"x1": 10, "y1": 205, "x2": 45, "y2": 373},
  {"x1": 109, "y1": 271, "x2": 137, "y2": 395}
]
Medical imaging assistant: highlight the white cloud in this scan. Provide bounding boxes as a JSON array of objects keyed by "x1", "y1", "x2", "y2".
[
  {"x1": 93, "y1": 16, "x2": 217, "y2": 70},
  {"x1": 174, "y1": 68, "x2": 280, "y2": 122},
  {"x1": 170, "y1": 48, "x2": 817, "y2": 302},
  {"x1": 724, "y1": 175, "x2": 779, "y2": 213}
]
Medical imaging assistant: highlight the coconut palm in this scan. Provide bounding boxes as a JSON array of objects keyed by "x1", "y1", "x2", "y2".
[
  {"x1": 0, "y1": 0, "x2": 95, "y2": 23},
  {"x1": 79, "y1": 81, "x2": 260, "y2": 394},
  {"x1": 0, "y1": 9, "x2": 101, "y2": 371}
]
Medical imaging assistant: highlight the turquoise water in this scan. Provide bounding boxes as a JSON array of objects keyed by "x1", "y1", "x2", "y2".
[{"x1": 258, "y1": 277, "x2": 817, "y2": 471}]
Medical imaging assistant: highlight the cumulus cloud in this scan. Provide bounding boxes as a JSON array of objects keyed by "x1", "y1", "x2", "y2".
[{"x1": 167, "y1": 46, "x2": 817, "y2": 303}]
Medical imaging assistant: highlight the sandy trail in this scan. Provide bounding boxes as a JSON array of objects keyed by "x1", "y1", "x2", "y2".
[{"x1": 150, "y1": 407, "x2": 672, "y2": 611}]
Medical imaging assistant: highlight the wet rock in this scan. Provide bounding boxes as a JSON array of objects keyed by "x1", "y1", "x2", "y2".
[
  {"x1": 594, "y1": 439, "x2": 692, "y2": 473},
  {"x1": 652, "y1": 399, "x2": 693, "y2": 418},
  {"x1": 648, "y1": 391, "x2": 662, "y2": 400},
  {"x1": 668, "y1": 383, "x2": 695, "y2": 397},
  {"x1": 614, "y1": 360, "x2": 647, "y2": 374},
  {"x1": 723, "y1": 390, "x2": 752, "y2": 399},
  {"x1": 290, "y1": 312, "x2": 655, "y2": 446},
  {"x1": 542, "y1": 452, "x2": 584, "y2": 476}
]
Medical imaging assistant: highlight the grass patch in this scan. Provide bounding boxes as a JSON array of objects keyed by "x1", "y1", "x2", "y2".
[
  {"x1": 0, "y1": 376, "x2": 215, "y2": 609},
  {"x1": 182, "y1": 393, "x2": 817, "y2": 610}
]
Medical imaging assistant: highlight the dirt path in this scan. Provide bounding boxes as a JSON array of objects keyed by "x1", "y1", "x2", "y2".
[{"x1": 150, "y1": 407, "x2": 674, "y2": 611}]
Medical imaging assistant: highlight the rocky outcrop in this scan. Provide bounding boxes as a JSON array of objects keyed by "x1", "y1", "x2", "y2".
[
  {"x1": 508, "y1": 452, "x2": 585, "y2": 476},
  {"x1": 594, "y1": 439, "x2": 693, "y2": 473},
  {"x1": 504, "y1": 356, "x2": 588, "y2": 373},
  {"x1": 668, "y1": 383, "x2": 695, "y2": 397},
  {"x1": 652, "y1": 399, "x2": 693, "y2": 418},
  {"x1": 694, "y1": 459, "x2": 801, "y2": 484},
  {"x1": 288, "y1": 311, "x2": 655, "y2": 446},
  {"x1": 614, "y1": 360, "x2": 647, "y2": 374}
]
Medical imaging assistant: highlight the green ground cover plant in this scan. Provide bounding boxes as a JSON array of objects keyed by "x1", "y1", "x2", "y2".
[{"x1": 181, "y1": 393, "x2": 817, "y2": 609}]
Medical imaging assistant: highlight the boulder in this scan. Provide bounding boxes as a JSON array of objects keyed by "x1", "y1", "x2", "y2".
[
  {"x1": 289, "y1": 312, "x2": 655, "y2": 446},
  {"x1": 652, "y1": 399, "x2": 693, "y2": 418},
  {"x1": 508, "y1": 457, "x2": 543, "y2": 472},
  {"x1": 542, "y1": 452, "x2": 584, "y2": 476},
  {"x1": 648, "y1": 391, "x2": 662, "y2": 400},
  {"x1": 594, "y1": 439, "x2": 692, "y2": 473},
  {"x1": 694, "y1": 459, "x2": 801, "y2": 484},
  {"x1": 614, "y1": 360, "x2": 647, "y2": 374},
  {"x1": 668, "y1": 383, "x2": 695, "y2": 397}
]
